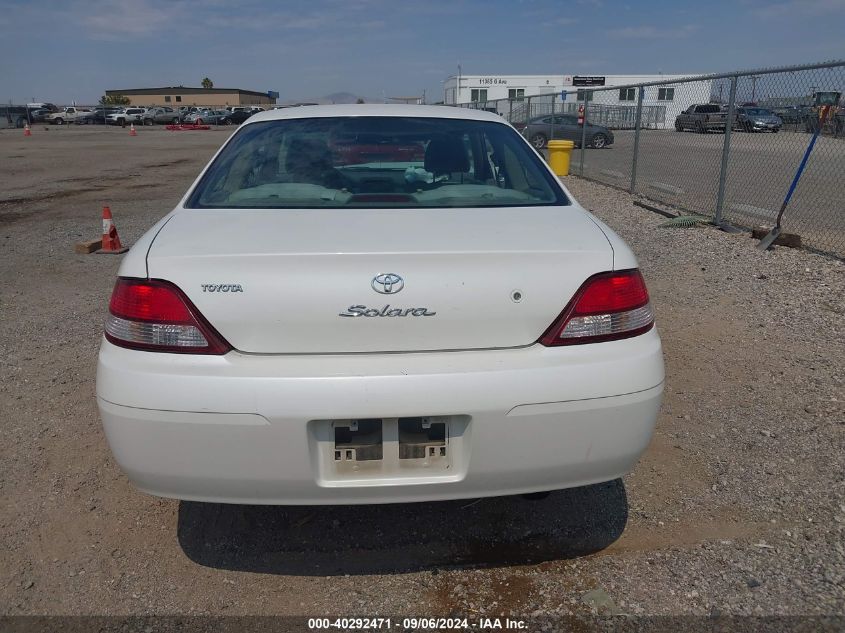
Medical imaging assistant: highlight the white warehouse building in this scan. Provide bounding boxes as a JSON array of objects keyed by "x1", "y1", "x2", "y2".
[{"x1": 443, "y1": 73, "x2": 713, "y2": 129}]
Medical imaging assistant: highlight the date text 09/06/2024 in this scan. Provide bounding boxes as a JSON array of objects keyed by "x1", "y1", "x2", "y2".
[{"x1": 307, "y1": 618, "x2": 528, "y2": 630}]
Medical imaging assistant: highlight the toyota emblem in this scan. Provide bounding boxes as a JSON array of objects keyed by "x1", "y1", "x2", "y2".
[{"x1": 372, "y1": 273, "x2": 404, "y2": 294}]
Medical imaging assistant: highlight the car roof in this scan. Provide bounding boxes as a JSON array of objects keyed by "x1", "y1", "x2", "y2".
[{"x1": 246, "y1": 104, "x2": 507, "y2": 124}]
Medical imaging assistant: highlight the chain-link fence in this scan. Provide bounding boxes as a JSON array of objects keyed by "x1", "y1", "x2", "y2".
[{"x1": 455, "y1": 60, "x2": 845, "y2": 258}]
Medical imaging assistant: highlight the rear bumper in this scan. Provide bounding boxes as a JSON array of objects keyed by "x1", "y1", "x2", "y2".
[{"x1": 96, "y1": 330, "x2": 664, "y2": 504}]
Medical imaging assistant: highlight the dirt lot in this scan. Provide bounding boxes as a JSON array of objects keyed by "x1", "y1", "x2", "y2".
[{"x1": 1, "y1": 126, "x2": 843, "y2": 622}]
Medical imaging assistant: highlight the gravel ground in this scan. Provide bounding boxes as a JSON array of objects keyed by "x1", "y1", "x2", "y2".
[{"x1": 0, "y1": 127, "x2": 843, "y2": 625}]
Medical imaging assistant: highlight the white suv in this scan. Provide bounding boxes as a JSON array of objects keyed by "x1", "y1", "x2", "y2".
[
  {"x1": 96, "y1": 105, "x2": 664, "y2": 505},
  {"x1": 107, "y1": 108, "x2": 146, "y2": 126}
]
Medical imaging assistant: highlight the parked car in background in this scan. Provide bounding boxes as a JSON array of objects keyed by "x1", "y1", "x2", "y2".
[
  {"x1": 179, "y1": 106, "x2": 203, "y2": 119},
  {"x1": 771, "y1": 105, "x2": 812, "y2": 124},
  {"x1": 78, "y1": 107, "x2": 122, "y2": 124},
  {"x1": 107, "y1": 108, "x2": 147, "y2": 126},
  {"x1": 95, "y1": 105, "x2": 663, "y2": 505},
  {"x1": 184, "y1": 109, "x2": 231, "y2": 125},
  {"x1": 521, "y1": 114, "x2": 614, "y2": 149},
  {"x1": 29, "y1": 109, "x2": 52, "y2": 123},
  {"x1": 219, "y1": 109, "x2": 256, "y2": 125},
  {"x1": 143, "y1": 107, "x2": 181, "y2": 125},
  {"x1": 733, "y1": 106, "x2": 782, "y2": 132},
  {"x1": 47, "y1": 107, "x2": 91, "y2": 125},
  {"x1": 674, "y1": 104, "x2": 729, "y2": 133}
]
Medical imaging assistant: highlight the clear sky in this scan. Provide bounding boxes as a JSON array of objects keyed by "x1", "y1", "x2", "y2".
[{"x1": 1, "y1": 0, "x2": 843, "y2": 104}]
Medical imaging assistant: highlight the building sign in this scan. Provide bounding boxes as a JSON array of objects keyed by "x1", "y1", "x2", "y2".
[
  {"x1": 477, "y1": 77, "x2": 508, "y2": 86},
  {"x1": 572, "y1": 76, "x2": 606, "y2": 87},
  {"x1": 267, "y1": 90, "x2": 280, "y2": 99}
]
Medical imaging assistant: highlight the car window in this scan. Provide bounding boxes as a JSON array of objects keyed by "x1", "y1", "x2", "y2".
[{"x1": 187, "y1": 117, "x2": 568, "y2": 209}]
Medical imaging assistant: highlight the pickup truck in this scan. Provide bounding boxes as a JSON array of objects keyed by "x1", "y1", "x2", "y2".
[
  {"x1": 674, "y1": 104, "x2": 729, "y2": 133},
  {"x1": 47, "y1": 107, "x2": 91, "y2": 125}
]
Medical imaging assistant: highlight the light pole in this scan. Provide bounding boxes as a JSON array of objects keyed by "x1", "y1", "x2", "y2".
[
  {"x1": 751, "y1": 75, "x2": 758, "y2": 103},
  {"x1": 457, "y1": 63, "x2": 462, "y2": 104}
]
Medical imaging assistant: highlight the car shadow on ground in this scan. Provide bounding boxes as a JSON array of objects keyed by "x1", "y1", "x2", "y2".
[{"x1": 177, "y1": 480, "x2": 628, "y2": 576}]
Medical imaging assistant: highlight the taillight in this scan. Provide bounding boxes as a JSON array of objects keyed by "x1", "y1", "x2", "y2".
[
  {"x1": 539, "y1": 269, "x2": 654, "y2": 346},
  {"x1": 104, "y1": 278, "x2": 231, "y2": 354}
]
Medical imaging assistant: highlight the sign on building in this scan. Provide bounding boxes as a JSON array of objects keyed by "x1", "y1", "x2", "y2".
[{"x1": 572, "y1": 76, "x2": 606, "y2": 87}]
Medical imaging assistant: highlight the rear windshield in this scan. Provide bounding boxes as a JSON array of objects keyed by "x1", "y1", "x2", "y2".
[{"x1": 186, "y1": 116, "x2": 568, "y2": 209}]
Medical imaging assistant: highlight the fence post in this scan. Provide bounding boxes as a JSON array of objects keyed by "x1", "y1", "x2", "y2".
[
  {"x1": 550, "y1": 94, "x2": 557, "y2": 143},
  {"x1": 715, "y1": 76, "x2": 738, "y2": 225},
  {"x1": 630, "y1": 85, "x2": 645, "y2": 193},
  {"x1": 579, "y1": 92, "x2": 590, "y2": 176}
]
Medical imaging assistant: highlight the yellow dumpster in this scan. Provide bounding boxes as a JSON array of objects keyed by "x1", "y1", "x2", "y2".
[{"x1": 547, "y1": 140, "x2": 575, "y2": 176}]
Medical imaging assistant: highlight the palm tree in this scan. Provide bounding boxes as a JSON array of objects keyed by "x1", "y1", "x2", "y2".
[{"x1": 201, "y1": 78, "x2": 213, "y2": 90}]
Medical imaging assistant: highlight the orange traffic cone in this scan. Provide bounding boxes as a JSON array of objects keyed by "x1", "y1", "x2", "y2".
[
  {"x1": 23, "y1": 124, "x2": 31, "y2": 137},
  {"x1": 129, "y1": 123, "x2": 137, "y2": 137},
  {"x1": 99, "y1": 206, "x2": 128, "y2": 254}
]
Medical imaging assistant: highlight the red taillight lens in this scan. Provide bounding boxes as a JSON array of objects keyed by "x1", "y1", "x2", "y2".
[
  {"x1": 539, "y1": 269, "x2": 654, "y2": 346},
  {"x1": 110, "y1": 282, "x2": 193, "y2": 322},
  {"x1": 104, "y1": 278, "x2": 231, "y2": 354}
]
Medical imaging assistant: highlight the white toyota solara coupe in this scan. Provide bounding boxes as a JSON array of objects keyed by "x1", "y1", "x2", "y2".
[{"x1": 96, "y1": 105, "x2": 664, "y2": 505}]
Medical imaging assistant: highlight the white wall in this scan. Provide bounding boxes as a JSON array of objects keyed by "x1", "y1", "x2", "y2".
[
  {"x1": 444, "y1": 75, "x2": 565, "y2": 104},
  {"x1": 445, "y1": 74, "x2": 713, "y2": 129}
]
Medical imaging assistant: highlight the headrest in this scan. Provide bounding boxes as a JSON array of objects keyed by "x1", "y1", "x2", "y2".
[
  {"x1": 424, "y1": 135, "x2": 470, "y2": 175},
  {"x1": 286, "y1": 137, "x2": 333, "y2": 173}
]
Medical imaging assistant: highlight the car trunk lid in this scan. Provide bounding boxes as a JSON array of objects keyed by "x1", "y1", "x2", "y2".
[{"x1": 146, "y1": 206, "x2": 613, "y2": 354}]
